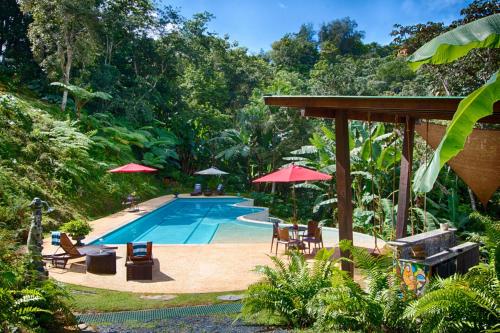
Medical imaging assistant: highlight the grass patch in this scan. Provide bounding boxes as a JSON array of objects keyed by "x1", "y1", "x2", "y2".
[{"x1": 63, "y1": 283, "x2": 245, "y2": 313}]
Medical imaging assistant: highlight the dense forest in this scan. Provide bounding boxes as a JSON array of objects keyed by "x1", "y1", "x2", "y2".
[{"x1": 0, "y1": 0, "x2": 499, "y2": 237}]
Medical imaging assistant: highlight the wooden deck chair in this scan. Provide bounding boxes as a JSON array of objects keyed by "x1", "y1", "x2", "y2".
[
  {"x1": 126, "y1": 242, "x2": 154, "y2": 280},
  {"x1": 44, "y1": 233, "x2": 116, "y2": 269},
  {"x1": 301, "y1": 226, "x2": 324, "y2": 254},
  {"x1": 276, "y1": 228, "x2": 301, "y2": 255},
  {"x1": 215, "y1": 184, "x2": 224, "y2": 195},
  {"x1": 190, "y1": 183, "x2": 202, "y2": 196},
  {"x1": 270, "y1": 220, "x2": 280, "y2": 253},
  {"x1": 126, "y1": 242, "x2": 153, "y2": 263}
]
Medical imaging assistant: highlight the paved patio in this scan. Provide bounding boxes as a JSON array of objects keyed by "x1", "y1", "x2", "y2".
[{"x1": 42, "y1": 195, "x2": 383, "y2": 293}]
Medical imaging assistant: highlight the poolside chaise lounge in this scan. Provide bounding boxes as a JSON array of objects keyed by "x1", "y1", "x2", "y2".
[
  {"x1": 44, "y1": 232, "x2": 117, "y2": 269},
  {"x1": 215, "y1": 183, "x2": 224, "y2": 195},
  {"x1": 126, "y1": 241, "x2": 154, "y2": 280},
  {"x1": 190, "y1": 183, "x2": 202, "y2": 196}
]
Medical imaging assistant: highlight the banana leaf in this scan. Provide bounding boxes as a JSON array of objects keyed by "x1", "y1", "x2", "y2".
[
  {"x1": 407, "y1": 14, "x2": 500, "y2": 70},
  {"x1": 413, "y1": 71, "x2": 500, "y2": 193}
]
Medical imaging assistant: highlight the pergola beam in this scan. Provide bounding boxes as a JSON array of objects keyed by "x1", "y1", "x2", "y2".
[
  {"x1": 396, "y1": 117, "x2": 415, "y2": 238},
  {"x1": 263, "y1": 95, "x2": 500, "y2": 275},
  {"x1": 335, "y1": 111, "x2": 354, "y2": 276},
  {"x1": 302, "y1": 107, "x2": 500, "y2": 123},
  {"x1": 266, "y1": 95, "x2": 500, "y2": 123}
]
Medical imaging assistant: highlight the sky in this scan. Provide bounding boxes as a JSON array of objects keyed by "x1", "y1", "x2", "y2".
[{"x1": 159, "y1": 0, "x2": 472, "y2": 53}]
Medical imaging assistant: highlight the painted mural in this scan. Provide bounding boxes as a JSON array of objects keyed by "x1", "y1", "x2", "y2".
[{"x1": 399, "y1": 261, "x2": 430, "y2": 295}]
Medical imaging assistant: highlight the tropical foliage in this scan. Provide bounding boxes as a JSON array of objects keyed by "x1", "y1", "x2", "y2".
[
  {"x1": 244, "y1": 240, "x2": 499, "y2": 332},
  {"x1": 411, "y1": 14, "x2": 500, "y2": 193},
  {"x1": 243, "y1": 248, "x2": 337, "y2": 328},
  {"x1": 404, "y1": 264, "x2": 499, "y2": 333}
]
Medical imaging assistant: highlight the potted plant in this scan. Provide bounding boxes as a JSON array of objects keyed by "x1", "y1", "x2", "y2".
[{"x1": 60, "y1": 219, "x2": 92, "y2": 246}]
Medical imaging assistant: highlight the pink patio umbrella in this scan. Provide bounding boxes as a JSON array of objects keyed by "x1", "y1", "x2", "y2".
[{"x1": 253, "y1": 165, "x2": 332, "y2": 221}]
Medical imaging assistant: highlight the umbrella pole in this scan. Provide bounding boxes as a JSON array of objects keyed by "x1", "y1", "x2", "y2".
[{"x1": 292, "y1": 182, "x2": 297, "y2": 223}]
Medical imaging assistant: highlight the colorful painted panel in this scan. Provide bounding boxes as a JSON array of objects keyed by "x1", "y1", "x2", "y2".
[{"x1": 399, "y1": 261, "x2": 430, "y2": 295}]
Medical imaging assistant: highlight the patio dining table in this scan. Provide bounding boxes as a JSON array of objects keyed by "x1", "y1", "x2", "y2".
[
  {"x1": 285, "y1": 225, "x2": 308, "y2": 252},
  {"x1": 286, "y1": 225, "x2": 307, "y2": 238}
]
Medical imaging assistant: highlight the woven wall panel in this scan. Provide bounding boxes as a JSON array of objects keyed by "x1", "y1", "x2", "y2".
[{"x1": 415, "y1": 123, "x2": 500, "y2": 206}]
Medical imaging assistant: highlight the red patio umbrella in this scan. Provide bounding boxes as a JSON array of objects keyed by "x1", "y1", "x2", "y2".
[
  {"x1": 108, "y1": 163, "x2": 157, "y2": 173},
  {"x1": 253, "y1": 165, "x2": 332, "y2": 221},
  {"x1": 108, "y1": 163, "x2": 157, "y2": 211}
]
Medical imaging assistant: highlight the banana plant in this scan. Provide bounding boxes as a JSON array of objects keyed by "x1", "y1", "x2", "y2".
[
  {"x1": 284, "y1": 121, "x2": 402, "y2": 237},
  {"x1": 408, "y1": 14, "x2": 500, "y2": 194}
]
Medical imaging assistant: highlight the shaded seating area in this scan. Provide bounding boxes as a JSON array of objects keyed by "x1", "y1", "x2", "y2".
[
  {"x1": 272, "y1": 220, "x2": 324, "y2": 255},
  {"x1": 126, "y1": 241, "x2": 154, "y2": 281}
]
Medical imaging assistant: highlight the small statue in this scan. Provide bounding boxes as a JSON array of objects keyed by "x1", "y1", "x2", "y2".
[{"x1": 27, "y1": 197, "x2": 53, "y2": 276}]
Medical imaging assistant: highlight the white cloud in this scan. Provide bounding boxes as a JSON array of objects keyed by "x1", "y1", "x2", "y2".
[{"x1": 278, "y1": 2, "x2": 287, "y2": 9}]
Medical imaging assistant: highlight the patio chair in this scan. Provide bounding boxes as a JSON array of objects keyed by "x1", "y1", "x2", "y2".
[
  {"x1": 276, "y1": 227, "x2": 302, "y2": 255},
  {"x1": 301, "y1": 224, "x2": 324, "y2": 253},
  {"x1": 43, "y1": 233, "x2": 116, "y2": 269},
  {"x1": 190, "y1": 183, "x2": 202, "y2": 196},
  {"x1": 270, "y1": 220, "x2": 280, "y2": 253},
  {"x1": 122, "y1": 194, "x2": 139, "y2": 211},
  {"x1": 215, "y1": 184, "x2": 224, "y2": 195},
  {"x1": 299, "y1": 220, "x2": 318, "y2": 242},
  {"x1": 126, "y1": 241, "x2": 154, "y2": 280}
]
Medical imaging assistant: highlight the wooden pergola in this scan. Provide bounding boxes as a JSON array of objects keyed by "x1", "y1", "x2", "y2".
[{"x1": 264, "y1": 95, "x2": 500, "y2": 275}]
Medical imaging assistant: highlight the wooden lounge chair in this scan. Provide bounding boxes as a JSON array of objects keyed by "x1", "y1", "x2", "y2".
[
  {"x1": 190, "y1": 183, "x2": 202, "y2": 196},
  {"x1": 44, "y1": 233, "x2": 116, "y2": 269},
  {"x1": 215, "y1": 184, "x2": 224, "y2": 195},
  {"x1": 270, "y1": 220, "x2": 280, "y2": 253},
  {"x1": 300, "y1": 221, "x2": 324, "y2": 253},
  {"x1": 126, "y1": 242, "x2": 154, "y2": 280},
  {"x1": 276, "y1": 228, "x2": 302, "y2": 255},
  {"x1": 122, "y1": 194, "x2": 139, "y2": 211}
]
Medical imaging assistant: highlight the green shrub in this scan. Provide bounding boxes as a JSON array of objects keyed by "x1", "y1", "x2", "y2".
[
  {"x1": 60, "y1": 219, "x2": 92, "y2": 238},
  {"x1": 308, "y1": 269, "x2": 383, "y2": 332},
  {"x1": 404, "y1": 264, "x2": 499, "y2": 333},
  {"x1": 243, "y1": 249, "x2": 336, "y2": 328}
]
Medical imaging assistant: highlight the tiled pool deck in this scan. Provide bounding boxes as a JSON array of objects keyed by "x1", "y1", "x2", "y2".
[{"x1": 42, "y1": 195, "x2": 383, "y2": 293}]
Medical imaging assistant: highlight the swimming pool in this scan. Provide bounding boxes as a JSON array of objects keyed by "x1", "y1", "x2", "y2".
[{"x1": 91, "y1": 198, "x2": 271, "y2": 245}]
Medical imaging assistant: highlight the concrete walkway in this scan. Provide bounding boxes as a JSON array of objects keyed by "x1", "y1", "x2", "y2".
[{"x1": 42, "y1": 195, "x2": 382, "y2": 293}]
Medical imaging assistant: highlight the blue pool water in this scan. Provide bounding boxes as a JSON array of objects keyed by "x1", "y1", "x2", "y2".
[{"x1": 91, "y1": 198, "x2": 271, "y2": 245}]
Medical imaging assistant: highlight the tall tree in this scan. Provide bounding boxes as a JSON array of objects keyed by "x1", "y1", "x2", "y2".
[
  {"x1": 0, "y1": 0, "x2": 39, "y2": 80},
  {"x1": 319, "y1": 17, "x2": 365, "y2": 56},
  {"x1": 19, "y1": 0, "x2": 99, "y2": 112},
  {"x1": 98, "y1": 0, "x2": 156, "y2": 66},
  {"x1": 270, "y1": 23, "x2": 318, "y2": 75}
]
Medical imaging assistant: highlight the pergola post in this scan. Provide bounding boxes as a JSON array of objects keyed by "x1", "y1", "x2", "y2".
[
  {"x1": 396, "y1": 117, "x2": 415, "y2": 239},
  {"x1": 335, "y1": 111, "x2": 354, "y2": 276}
]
